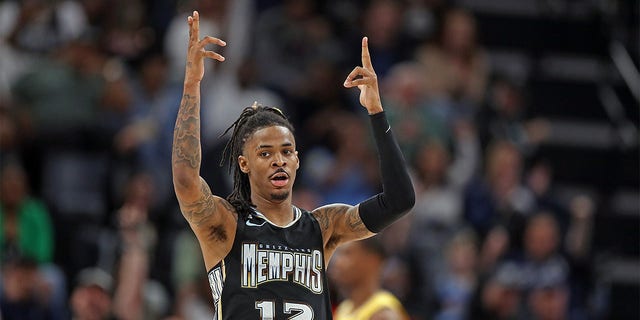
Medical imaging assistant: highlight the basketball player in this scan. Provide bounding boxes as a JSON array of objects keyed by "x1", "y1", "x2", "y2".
[
  {"x1": 331, "y1": 238, "x2": 409, "y2": 320},
  {"x1": 172, "y1": 11, "x2": 415, "y2": 319}
]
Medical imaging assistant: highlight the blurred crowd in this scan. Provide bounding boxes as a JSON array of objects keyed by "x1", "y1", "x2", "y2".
[{"x1": 0, "y1": 0, "x2": 602, "y2": 319}]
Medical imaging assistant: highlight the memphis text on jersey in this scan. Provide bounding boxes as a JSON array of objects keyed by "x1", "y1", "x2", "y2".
[{"x1": 242, "y1": 242, "x2": 324, "y2": 293}]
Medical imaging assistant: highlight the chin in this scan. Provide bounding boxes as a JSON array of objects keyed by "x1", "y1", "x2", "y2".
[{"x1": 270, "y1": 190, "x2": 290, "y2": 201}]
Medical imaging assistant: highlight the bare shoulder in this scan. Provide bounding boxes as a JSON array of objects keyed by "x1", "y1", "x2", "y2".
[{"x1": 311, "y1": 204, "x2": 351, "y2": 232}]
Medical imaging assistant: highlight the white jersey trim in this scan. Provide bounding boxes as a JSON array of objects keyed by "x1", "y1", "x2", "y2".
[{"x1": 250, "y1": 206, "x2": 302, "y2": 229}]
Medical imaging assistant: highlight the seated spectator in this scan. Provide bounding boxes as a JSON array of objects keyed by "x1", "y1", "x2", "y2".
[
  {"x1": 464, "y1": 140, "x2": 535, "y2": 244},
  {"x1": 69, "y1": 267, "x2": 114, "y2": 320},
  {"x1": 383, "y1": 62, "x2": 452, "y2": 160},
  {"x1": 0, "y1": 256, "x2": 51, "y2": 320},
  {"x1": 301, "y1": 112, "x2": 377, "y2": 205},
  {"x1": 526, "y1": 278, "x2": 569, "y2": 320},
  {"x1": 433, "y1": 230, "x2": 479, "y2": 320},
  {"x1": 0, "y1": 161, "x2": 67, "y2": 319},
  {"x1": 471, "y1": 261, "x2": 525, "y2": 320},
  {"x1": 0, "y1": 161, "x2": 53, "y2": 265},
  {"x1": 415, "y1": 7, "x2": 488, "y2": 110},
  {"x1": 478, "y1": 76, "x2": 550, "y2": 154}
]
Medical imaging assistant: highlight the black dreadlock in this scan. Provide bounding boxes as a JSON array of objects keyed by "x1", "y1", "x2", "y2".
[{"x1": 219, "y1": 104, "x2": 294, "y2": 218}]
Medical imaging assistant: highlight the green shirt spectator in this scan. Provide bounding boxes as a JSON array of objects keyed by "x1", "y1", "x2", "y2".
[
  {"x1": 0, "y1": 197, "x2": 54, "y2": 264},
  {"x1": 0, "y1": 162, "x2": 54, "y2": 264}
]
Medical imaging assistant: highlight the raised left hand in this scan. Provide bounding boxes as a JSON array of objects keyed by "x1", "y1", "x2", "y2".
[{"x1": 343, "y1": 37, "x2": 383, "y2": 114}]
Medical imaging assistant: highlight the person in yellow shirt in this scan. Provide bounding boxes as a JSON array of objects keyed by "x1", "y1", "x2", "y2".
[{"x1": 330, "y1": 237, "x2": 409, "y2": 320}]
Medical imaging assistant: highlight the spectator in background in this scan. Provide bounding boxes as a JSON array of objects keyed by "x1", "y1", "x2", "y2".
[
  {"x1": 254, "y1": 0, "x2": 343, "y2": 98},
  {"x1": 478, "y1": 76, "x2": 550, "y2": 154},
  {"x1": 0, "y1": 161, "x2": 67, "y2": 319},
  {"x1": 526, "y1": 160, "x2": 566, "y2": 226},
  {"x1": 405, "y1": 122, "x2": 479, "y2": 313},
  {"x1": 69, "y1": 267, "x2": 114, "y2": 320},
  {"x1": 402, "y1": 0, "x2": 446, "y2": 44},
  {"x1": 0, "y1": 257, "x2": 52, "y2": 320},
  {"x1": 470, "y1": 261, "x2": 524, "y2": 320},
  {"x1": 0, "y1": 0, "x2": 87, "y2": 96},
  {"x1": 527, "y1": 283, "x2": 570, "y2": 320},
  {"x1": 114, "y1": 52, "x2": 182, "y2": 206},
  {"x1": 383, "y1": 62, "x2": 451, "y2": 160},
  {"x1": 433, "y1": 230, "x2": 479, "y2": 320},
  {"x1": 330, "y1": 237, "x2": 409, "y2": 320},
  {"x1": 465, "y1": 140, "x2": 535, "y2": 244},
  {"x1": 301, "y1": 112, "x2": 377, "y2": 205},
  {"x1": 416, "y1": 7, "x2": 488, "y2": 112},
  {"x1": 11, "y1": 38, "x2": 129, "y2": 201},
  {"x1": 0, "y1": 105, "x2": 19, "y2": 165},
  {"x1": 518, "y1": 212, "x2": 571, "y2": 319},
  {"x1": 108, "y1": 172, "x2": 169, "y2": 320},
  {"x1": 0, "y1": 162, "x2": 52, "y2": 265},
  {"x1": 360, "y1": 0, "x2": 410, "y2": 78}
]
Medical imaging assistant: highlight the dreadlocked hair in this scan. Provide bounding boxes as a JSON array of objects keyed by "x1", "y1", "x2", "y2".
[{"x1": 219, "y1": 104, "x2": 294, "y2": 218}]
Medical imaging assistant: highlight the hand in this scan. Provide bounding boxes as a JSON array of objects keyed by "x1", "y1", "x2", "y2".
[
  {"x1": 184, "y1": 11, "x2": 226, "y2": 85},
  {"x1": 344, "y1": 37, "x2": 383, "y2": 114}
]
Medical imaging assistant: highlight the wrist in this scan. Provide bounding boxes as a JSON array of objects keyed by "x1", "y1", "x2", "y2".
[
  {"x1": 183, "y1": 79, "x2": 201, "y2": 89},
  {"x1": 367, "y1": 106, "x2": 384, "y2": 115}
]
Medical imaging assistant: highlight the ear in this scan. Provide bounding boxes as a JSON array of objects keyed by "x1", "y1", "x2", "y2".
[
  {"x1": 238, "y1": 155, "x2": 249, "y2": 173},
  {"x1": 294, "y1": 151, "x2": 300, "y2": 170}
]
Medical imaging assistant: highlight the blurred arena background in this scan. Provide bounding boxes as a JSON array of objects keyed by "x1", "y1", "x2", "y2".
[{"x1": 0, "y1": 0, "x2": 637, "y2": 319}]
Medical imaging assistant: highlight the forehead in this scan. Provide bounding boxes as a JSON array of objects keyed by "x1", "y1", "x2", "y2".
[{"x1": 245, "y1": 126, "x2": 295, "y2": 149}]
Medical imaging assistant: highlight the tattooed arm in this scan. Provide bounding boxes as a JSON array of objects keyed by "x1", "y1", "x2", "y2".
[
  {"x1": 312, "y1": 204, "x2": 374, "y2": 264},
  {"x1": 172, "y1": 11, "x2": 234, "y2": 269},
  {"x1": 315, "y1": 37, "x2": 414, "y2": 262}
]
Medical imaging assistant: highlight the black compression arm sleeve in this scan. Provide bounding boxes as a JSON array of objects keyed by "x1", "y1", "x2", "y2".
[{"x1": 358, "y1": 112, "x2": 415, "y2": 233}]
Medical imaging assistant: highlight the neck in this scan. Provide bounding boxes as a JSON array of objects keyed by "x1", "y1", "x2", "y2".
[{"x1": 251, "y1": 196, "x2": 294, "y2": 226}]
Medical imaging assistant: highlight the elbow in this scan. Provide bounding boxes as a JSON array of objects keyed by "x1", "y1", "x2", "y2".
[
  {"x1": 398, "y1": 176, "x2": 416, "y2": 212},
  {"x1": 398, "y1": 188, "x2": 416, "y2": 214},
  {"x1": 387, "y1": 186, "x2": 415, "y2": 215}
]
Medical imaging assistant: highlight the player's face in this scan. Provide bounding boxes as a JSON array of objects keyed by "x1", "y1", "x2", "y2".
[{"x1": 239, "y1": 125, "x2": 299, "y2": 203}]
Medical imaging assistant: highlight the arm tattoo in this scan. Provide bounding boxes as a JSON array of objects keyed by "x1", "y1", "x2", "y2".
[
  {"x1": 181, "y1": 180, "x2": 216, "y2": 227},
  {"x1": 312, "y1": 210, "x2": 331, "y2": 232},
  {"x1": 172, "y1": 94, "x2": 201, "y2": 169},
  {"x1": 346, "y1": 209, "x2": 366, "y2": 232}
]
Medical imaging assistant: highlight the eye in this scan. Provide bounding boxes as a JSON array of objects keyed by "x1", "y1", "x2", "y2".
[
  {"x1": 283, "y1": 149, "x2": 293, "y2": 155},
  {"x1": 260, "y1": 151, "x2": 270, "y2": 157}
]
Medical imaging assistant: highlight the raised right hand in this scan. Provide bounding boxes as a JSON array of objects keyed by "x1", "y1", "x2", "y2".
[{"x1": 184, "y1": 10, "x2": 226, "y2": 85}]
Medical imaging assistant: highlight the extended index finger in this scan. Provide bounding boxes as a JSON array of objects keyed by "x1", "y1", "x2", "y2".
[{"x1": 361, "y1": 36, "x2": 373, "y2": 70}]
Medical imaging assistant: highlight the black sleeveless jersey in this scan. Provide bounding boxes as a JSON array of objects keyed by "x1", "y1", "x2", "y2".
[{"x1": 207, "y1": 206, "x2": 333, "y2": 320}]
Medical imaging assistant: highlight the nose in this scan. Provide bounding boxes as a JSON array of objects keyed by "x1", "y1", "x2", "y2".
[{"x1": 272, "y1": 153, "x2": 286, "y2": 167}]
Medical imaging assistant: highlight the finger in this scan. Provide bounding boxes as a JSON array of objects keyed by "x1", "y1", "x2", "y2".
[
  {"x1": 191, "y1": 11, "x2": 200, "y2": 42},
  {"x1": 204, "y1": 51, "x2": 225, "y2": 62},
  {"x1": 187, "y1": 16, "x2": 194, "y2": 42},
  {"x1": 345, "y1": 66, "x2": 365, "y2": 81},
  {"x1": 199, "y1": 36, "x2": 227, "y2": 48},
  {"x1": 361, "y1": 36, "x2": 373, "y2": 70},
  {"x1": 346, "y1": 77, "x2": 374, "y2": 87},
  {"x1": 343, "y1": 66, "x2": 372, "y2": 87}
]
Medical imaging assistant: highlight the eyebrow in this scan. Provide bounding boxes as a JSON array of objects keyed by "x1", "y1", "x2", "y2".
[{"x1": 256, "y1": 142, "x2": 293, "y2": 150}]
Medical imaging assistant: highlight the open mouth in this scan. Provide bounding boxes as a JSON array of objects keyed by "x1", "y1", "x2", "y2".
[{"x1": 270, "y1": 171, "x2": 289, "y2": 187}]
